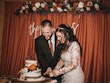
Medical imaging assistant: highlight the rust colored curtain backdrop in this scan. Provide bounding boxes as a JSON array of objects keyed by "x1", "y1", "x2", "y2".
[{"x1": 0, "y1": 1, "x2": 110, "y2": 83}]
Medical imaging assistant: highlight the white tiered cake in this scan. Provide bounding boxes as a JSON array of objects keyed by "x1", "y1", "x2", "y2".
[{"x1": 19, "y1": 60, "x2": 45, "y2": 81}]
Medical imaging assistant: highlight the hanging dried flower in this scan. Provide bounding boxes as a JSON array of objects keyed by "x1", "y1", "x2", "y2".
[
  {"x1": 58, "y1": 3, "x2": 62, "y2": 8},
  {"x1": 68, "y1": 7, "x2": 73, "y2": 11},
  {"x1": 25, "y1": 9, "x2": 28, "y2": 14},
  {"x1": 44, "y1": 6, "x2": 49, "y2": 11},
  {"x1": 73, "y1": 2, "x2": 78, "y2": 7},
  {"x1": 84, "y1": 1, "x2": 88, "y2": 7},
  {"x1": 53, "y1": 6, "x2": 57, "y2": 10}
]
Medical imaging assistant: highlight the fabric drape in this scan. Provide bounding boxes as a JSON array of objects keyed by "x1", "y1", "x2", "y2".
[{"x1": 0, "y1": 1, "x2": 110, "y2": 83}]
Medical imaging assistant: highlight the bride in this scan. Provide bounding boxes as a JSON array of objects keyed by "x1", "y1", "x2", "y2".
[{"x1": 44, "y1": 24, "x2": 84, "y2": 83}]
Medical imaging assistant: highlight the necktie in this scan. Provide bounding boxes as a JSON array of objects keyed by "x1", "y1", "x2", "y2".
[{"x1": 49, "y1": 39, "x2": 53, "y2": 55}]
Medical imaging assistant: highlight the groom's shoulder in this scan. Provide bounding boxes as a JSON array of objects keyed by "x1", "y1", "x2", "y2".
[{"x1": 35, "y1": 35, "x2": 44, "y2": 41}]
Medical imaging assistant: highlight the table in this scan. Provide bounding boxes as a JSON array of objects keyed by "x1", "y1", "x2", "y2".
[{"x1": 9, "y1": 77, "x2": 51, "y2": 83}]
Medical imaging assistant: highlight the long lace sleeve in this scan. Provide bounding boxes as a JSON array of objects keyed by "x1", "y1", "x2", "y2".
[
  {"x1": 53, "y1": 41, "x2": 81, "y2": 76},
  {"x1": 55, "y1": 59, "x2": 64, "y2": 69}
]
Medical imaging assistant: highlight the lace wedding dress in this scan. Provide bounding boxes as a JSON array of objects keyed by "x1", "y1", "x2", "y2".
[{"x1": 54, "y1": 41, "x2": 84, "y2": 83}]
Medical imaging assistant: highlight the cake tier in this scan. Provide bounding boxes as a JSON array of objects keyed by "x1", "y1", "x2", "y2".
[
  {"x1": 25, "y1": 60, "x2": 37, "y2": 67},
  {"x1": 26, "y1": 76, "x2": 45, "y2": 81},
  {"x1": 23, "y1": 71, "x2": 41, "y2": 77}
]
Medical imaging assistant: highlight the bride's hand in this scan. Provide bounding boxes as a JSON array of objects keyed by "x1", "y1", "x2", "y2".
[
  {"x1": 43, "y1": 67, "x2": 52, "y2": 76},
  {"x1": 52, "y1": 69, "x2": 60, "y2": 77},
  {"x1": 45, "y1": 69, "x2": 55, "y2": 77},
  {"x1": 44, "y1": 68, "x2": 59, "y2": 77},
  {"x1": 47, "y1": 70, "x2": 56, "y2": 77}
]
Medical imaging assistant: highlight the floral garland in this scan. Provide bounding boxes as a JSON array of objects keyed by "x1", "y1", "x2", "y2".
[{"x1": 15, "y1": 0, "x2": 110, "y2": 15}]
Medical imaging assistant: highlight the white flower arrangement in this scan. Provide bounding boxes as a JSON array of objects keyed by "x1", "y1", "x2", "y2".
[
  {"x1": 25, "y1": 5, "x2": 29, "y2": 8},
  {"x1": 32, "y1": 7, "x2": 37, "y2": 11},
  {"x1": 64, "y1": 9, "x2": 68, "y2": 12},
  {"x1": 35, "y1": 2, "x2": 40, "y2": 8},
  {"x1": 66, "y1": 4, "x2": 70, "y2": 8},
  {"x1": 41, "y1": 3, "x2": 45, "y2": 8},
  {"x1": 53, "y1": 2, "x2": 57, "y2": 6},
  {"x1": 50, "y1": 8, "x2": 54, "y2": 12},
  {"x1": 86, "y1": 7, "x2": 90, "y2": 11},
  {"x1": 78, "y1": 2, "x2": 84, "y2": 8},
  {"x1": 15, "y1": 0, "x2": 110, "y2": 15},
  {"x1": 94, "y1": 4, "x2": 100, "y2": 10},
  {"x1": 20, "y1": 10, "x2": 23, "y2": 13},
  {"x1": 21, "y1": 6, "x2": 25, "y2": 10},
  {"x1": 80, "y1": 8, "x2": 84, "y2": 12},
  {"x1": 87, "y1": 1, "x2": 93, "y2": 6},
  {"x1": 57, "y1": 7, "x2": 63, "y2": 12}
]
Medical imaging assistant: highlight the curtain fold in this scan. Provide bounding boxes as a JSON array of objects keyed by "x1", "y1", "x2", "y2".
[{"x1": 0, "y1": 2, "x2": 110, "y2": 83}]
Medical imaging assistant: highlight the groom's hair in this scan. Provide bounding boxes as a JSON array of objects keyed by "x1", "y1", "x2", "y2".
[{"x1": 41, "y1": 20, "x2": 53, "y2": 28}]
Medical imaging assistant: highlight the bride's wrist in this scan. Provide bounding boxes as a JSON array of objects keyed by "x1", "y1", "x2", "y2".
[{"x1": 55, "y1": 65, "x2": 60, "y2": 69}]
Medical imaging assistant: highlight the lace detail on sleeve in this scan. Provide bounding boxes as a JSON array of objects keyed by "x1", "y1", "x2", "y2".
[
  {"x1": 69, "y1": 41, "x2": 80, "y2": 66},
  {"x1": 55, "y1": 59, "x2": 64, "y2": 70},
  {"x1": 54, "y1": 41, "x2": 81, "y2": 76}
]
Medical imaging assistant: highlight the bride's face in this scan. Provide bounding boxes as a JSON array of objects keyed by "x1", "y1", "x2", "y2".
[{"x1": 56, "y1": 31, "x2": 66, "y2": 44}]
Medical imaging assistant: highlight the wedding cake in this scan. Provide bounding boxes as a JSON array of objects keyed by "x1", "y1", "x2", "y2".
[{"x1": 19, "y1": 60, "x2": 45, "y2": 81}]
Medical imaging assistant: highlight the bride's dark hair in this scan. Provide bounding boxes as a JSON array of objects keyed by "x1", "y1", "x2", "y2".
[{"x1": 56, "y1": 24, "x2": 82, "y2": 54}]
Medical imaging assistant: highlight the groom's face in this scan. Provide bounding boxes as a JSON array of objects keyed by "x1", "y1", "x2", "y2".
[{"x1": 41, "y1": 26, "x2": 53, "y2": 40}]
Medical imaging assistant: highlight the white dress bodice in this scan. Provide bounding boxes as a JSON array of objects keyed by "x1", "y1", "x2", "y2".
[{"x1": 54, "y1": 41, "x2": 84, "y2": 83}]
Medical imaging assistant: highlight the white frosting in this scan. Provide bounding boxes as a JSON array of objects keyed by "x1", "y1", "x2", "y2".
[
  {"x1": 26, "y1": 77, "x2": 45, "y2": 81},
  {"x1": 23, "y1": 71, "x2": 41, "y2": 77},
  {"x1": 25, "y1": 60, "x2": 37, "y2": 67},
  {"x1": 20, "y1": 60, "x2": 43, "y2": 81}
]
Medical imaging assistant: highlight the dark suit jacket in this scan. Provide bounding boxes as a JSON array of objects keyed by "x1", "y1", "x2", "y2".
[{"x1": 35, "y1": 34, "x2": 61, "y2": 75}]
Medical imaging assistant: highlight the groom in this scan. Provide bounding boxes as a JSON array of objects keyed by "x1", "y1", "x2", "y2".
[{"x1": 35, "y1": 20, "x2": 61, "y2": 82}]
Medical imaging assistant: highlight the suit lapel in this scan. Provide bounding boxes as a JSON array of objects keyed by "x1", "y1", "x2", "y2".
[
  {"x1": 55, "y1": 34, "x2": 57, "y2": 50},
  {"x1": 53, "y1": 34, "x2": 58, "y2": 58},
  {"x1": 41, "y1": 36, "x2": 53, "y2": 59}
]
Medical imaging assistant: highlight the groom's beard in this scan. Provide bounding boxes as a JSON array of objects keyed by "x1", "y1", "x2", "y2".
[{"x1": 48, "y1": 33, "x2": 53, "y2": 40}]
